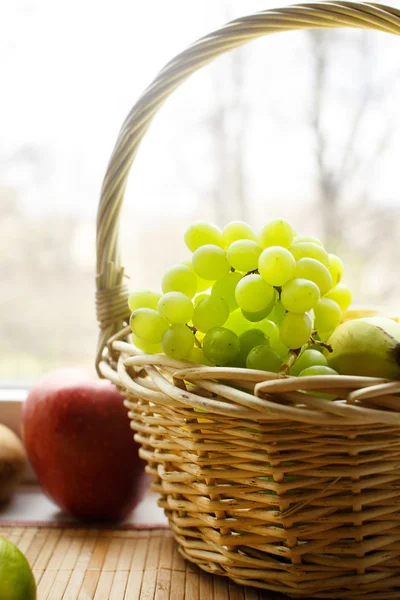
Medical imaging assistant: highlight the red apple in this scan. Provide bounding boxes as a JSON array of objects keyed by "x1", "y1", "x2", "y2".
[{"x1": 21, "y1": 367, "x2": 147, "y2": 521}]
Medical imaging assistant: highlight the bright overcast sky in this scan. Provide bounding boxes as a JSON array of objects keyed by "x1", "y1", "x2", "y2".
[
  {"x1": 2, "y1": 1, "x2": 400, "y2": 226},
  {"x1": 2, "y1": 2, "x2": 281, "y2": 215}
]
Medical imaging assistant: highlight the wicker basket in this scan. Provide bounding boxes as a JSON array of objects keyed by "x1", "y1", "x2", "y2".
[{"x1": 95, "y1": 3, "x2": 400, "y2": 598}]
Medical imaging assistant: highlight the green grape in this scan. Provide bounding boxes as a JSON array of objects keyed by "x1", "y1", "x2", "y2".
[
  {"x1": 294, "y1": 257, "x2": 333, "y2": 296},
  {"x1": 293, "y1": 235, "x2": 323, "y2": 247},
  {"x1": 192, "y1": 244, "x2": 230, "y2": 280},
  {"x1": 162, "y1": 324, "x2": 194, "y2": 360},
  {"x1": 272, "y1": 340, "x2": 290, "y2": 359},
  {"x1": 130, "y1": 308, "x2": 168, "y2": 343},
  {"x1": 328, "y1": 253, "x2": 343, "y2": 286},
  {"x1": 184, "y1": 221, "x2": 223, "y2": 251},
  {"x1": 242, "y1": 306, "x2": 273, "y2": 322},
  {"x1": 241, "y1": 290, "x2": 277, "y2": 322},
  {"x1": 128, "y1": 290, "x2": 161, "y2": 312},
  {"x1": 226, "y1": 240, "x2": 262, "y2": 272},
  {"x1": 202, "y1": 327, "x2": 240, "y2": 365},
  {"x1": 246, "y1": 345, "x2": 282, "y2": 372},
  {"x1": 259, "y1": 218, "x2": 294, "y2": 248},
  {"x1": 290, "y1": 349, "x2": 328, "y2": 376},
  {"x1": 162, "y1": 264, "x2": 197, "y2": 298},
  {"x1": 238, "y1": 329, "x2": 269, "y2": 365},
  {"x1": 318, "y1": 330, "x2": 333, "y2": 343},
  {"x1": 299, "y1": 365, "x2": 338, "y2": 377},
  {"x1": 257, "y1": 319, "x2": 280, "y2": 347},
  {"x1": 268, "y1": 301, "x2": 286, "y2": 325},
  {"x1": 181, "y1": 259, "x2": 210, "y2": 292},
  {"x1": 192, "y1": 295, "x2": 229, "y2": 332},
  {"x1": 194, "y1": 293, "x2": 208, "y2": 306},
  {"x1": 258, "y1": 246, "x2": 296, "y2": 286},
  {"x1": 157, "y1": 292, "x2": 194, "y2": 324},
  {"x1": 188, "y1": 346, "x2": 212, "y2": 365},
  {"x1": 290, "y1": 242, "x2": 329, "y2": 267},
  {"x1": 224, "y1": 309, "x2": 252, "y2": 336},
  {"x1": 324, "y1": 283, "x2": 352, "y2": 311},
  {"x1": 299, "y1": 364, "x2": 339, "y2": 400},
  {"x1": 280, "y1": 312, "x2": 312, "y2": 349},
  {"x1": 212, "y1": 272, "x2": 243, "y2": 312},
  {"x1": 314, "y1": 298, "x2": 342, "y2": 331},
  {"x1": 281, "y1": 278, "x2": 320, "y2": 313},
  {"x1": 131, "y1": 333, "x2": 162, "y2": 354},
  {"x1": 222, "y1": 221, "x2": 257, "y2": 247},
  {"x1": 235, "y1": 274, "x2": 275, "y2": 313}
]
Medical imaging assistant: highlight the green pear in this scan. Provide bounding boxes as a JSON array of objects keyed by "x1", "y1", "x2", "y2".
[{"x1": 327, "y1": 317, "x2": 400, "y2": 379}]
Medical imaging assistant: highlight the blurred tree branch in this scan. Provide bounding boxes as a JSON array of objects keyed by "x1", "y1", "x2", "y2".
[{"x1": 308, "y1": 29, "x2": 400, "y2": 304}]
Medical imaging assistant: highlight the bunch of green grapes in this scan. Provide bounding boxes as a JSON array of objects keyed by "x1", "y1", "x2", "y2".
[{"x1": 127, "y1": 219, "x2": 353, "y2": 377}]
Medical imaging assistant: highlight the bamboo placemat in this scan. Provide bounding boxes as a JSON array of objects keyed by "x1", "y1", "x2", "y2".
[{"x1": 0, "y1": 525, "x2": 294, "y2": 599}]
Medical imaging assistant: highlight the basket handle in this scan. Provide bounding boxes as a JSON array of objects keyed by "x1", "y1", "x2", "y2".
[{"x1": 95, "y1": 1, "x2": 400, "y2": 369}]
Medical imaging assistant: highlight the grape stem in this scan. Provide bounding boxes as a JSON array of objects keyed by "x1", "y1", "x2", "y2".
[
  {"x1": 186, "y1": 324, "x2": 202, "y2": 348},
  {"x1": 310, "y1": 336, "x2": 333, "y2": 353},
  {"x1": 194, "y1": 335, "x2": 202, "y2": 348},
  {"x1": 279, "y1": 349, "x2": 301, "y2": 376}
]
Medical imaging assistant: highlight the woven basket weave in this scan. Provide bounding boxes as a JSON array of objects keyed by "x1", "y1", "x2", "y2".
[{"x1": 95, "y1": 3, "x2": 400, "y2": 598}]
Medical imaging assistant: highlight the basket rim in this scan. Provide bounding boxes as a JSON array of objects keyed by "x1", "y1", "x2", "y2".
[{"x1": 96, "y1": 325, "x2": 400, "y2": 426}]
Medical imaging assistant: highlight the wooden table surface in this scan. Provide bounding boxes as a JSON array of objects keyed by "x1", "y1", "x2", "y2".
[{"x1": 0, "y1": 525, "x2": 296, "y2": 600}]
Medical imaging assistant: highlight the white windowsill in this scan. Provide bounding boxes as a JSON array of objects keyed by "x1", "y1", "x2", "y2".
[
  {"x1": 0, "y1": 388, "x2": 28, "y2": 402},
  {"x1": 0, "y1": 483, "x2": 167, "y2": 528},
  {"x1": 0, "y1": 389, "x2": 27, "y2": 435}
]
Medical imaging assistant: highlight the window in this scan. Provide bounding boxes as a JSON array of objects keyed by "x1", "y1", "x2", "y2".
[{"x1": 2, "y1": 1, "x2": 400, "y2": 385}]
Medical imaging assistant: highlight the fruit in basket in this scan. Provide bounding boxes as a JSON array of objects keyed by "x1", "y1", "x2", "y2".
[
  {"x1": 130, "y1": 308, "x2": 168, "y2": 343},
  {"x1": 184, "y1": 221, "x2": 223, "y2": 251},
  {"x1": 258, "y1": 246, "x2": 296, "y2": 286},
  {"x1": 280, "y1": 278, "x2": 320, "y2": 313},
  {"x1": 294, "y1": 258, "x2": 332, "y2": 295},
  {"x1": 128, "y1": 290, "x2": 161, "y2": 312},
  {"x1": 326, "y1": 317, "x2": 400, "y2": 379},
  {"x1": 157, "y1": 291, "x2": 193, "y2": 324},
  {"x1": 290, "y1": 241, "x2": 329, "y2": 266},
  {"x1": 162, "y1": 263, "x2": 197, "y2": 298},
  {"x1": 280, "y1": 312, "x2": 313, "y2": 349},
  {"x1": 211, "y1": 271, "x2": 242, "y2": 311},
  {"x1": 324, "y1": 283, "x2": 353, "y2": 311},
  {"x1": 193, "y1": 295, "x2": 229, "y2": 333},
  {"x1": 203, "y1": 327, "x2": 240, "y2": 365},
  {"x1": 222, "y1": 220, "x2": 257, "y2": 246},
  {"x1": 238, "y1": 329, "x2": 269, "y2": 364},
  {"x1": 246, "y1": 345, "x2": 281, "y2": 372},
  {"x1": 299, "y1": 365, "x2": 338, "y2": 377},
  {"x1": 162, "y1": 323, "x2": 195, "y2": 359},
  {"x1": 235, "y1": 274, "x2": 276, "y2": 313},
  {"x1": 128, "y1": 218, "x2": 355, "y2": 376},
  {"x1": 0, "y1": 537, "x2": 36, "y2": 600},
  {"x1": 226, "y1": 239, "x2": 262, "y2": 272},
  {"x1": 327, "y1": 253, "x2": 344, "y2": 286},
  {"x1": 259, "y1": 217, "x2": 294, "y2": 248},
  {"x1": 0, "y1": 424, "x2": 27, "y2": 503},
  {"x1": 314, "y1": 298, "x2": 342, "y2": 331},
  {"x1": 290, "y1": 349, "x2": 328, "y2": 376},
  {"x1": 192, "y1": 244, "x2": 230, "y2": 280},
  {"x1": 21, "y1": 368, "x2": 147, "y2": 521}
]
